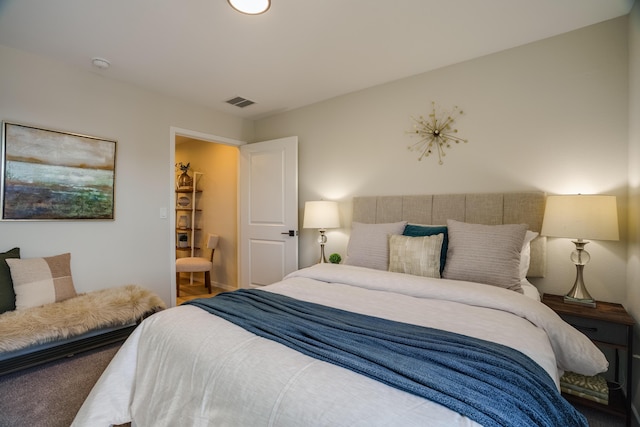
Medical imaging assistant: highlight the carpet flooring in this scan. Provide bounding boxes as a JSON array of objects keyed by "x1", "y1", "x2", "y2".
[{"x1": 0, "y1": 343, "x2": 120, "y2": 427}]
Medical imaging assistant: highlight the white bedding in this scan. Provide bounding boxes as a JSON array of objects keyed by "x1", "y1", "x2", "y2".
[{"x1": 73, "y1": 264, "x2": 607, "y2": 427}]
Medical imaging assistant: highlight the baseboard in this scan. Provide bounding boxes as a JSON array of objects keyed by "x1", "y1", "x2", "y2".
[{"x1": 211, "y1": 280, "x2": 235, "y2": 292}]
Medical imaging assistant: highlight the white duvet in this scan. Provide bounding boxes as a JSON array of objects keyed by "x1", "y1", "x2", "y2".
[{"x1": 73, "y1": 264, "x2": 607, "y2": 427}]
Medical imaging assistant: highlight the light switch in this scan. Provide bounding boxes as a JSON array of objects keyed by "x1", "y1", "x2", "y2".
[{"x1": 159, "y1": 207, "x2": 167, "y2": 219}]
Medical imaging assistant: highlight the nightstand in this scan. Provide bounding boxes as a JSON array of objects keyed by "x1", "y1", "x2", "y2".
[{"x1": 542, "y1": 294, "x2": 634, "y2": 426}]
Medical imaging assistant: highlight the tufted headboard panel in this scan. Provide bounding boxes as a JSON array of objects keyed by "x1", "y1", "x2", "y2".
[{"x1": 352, "y1": 192, "x2": 546, "y2": 277}]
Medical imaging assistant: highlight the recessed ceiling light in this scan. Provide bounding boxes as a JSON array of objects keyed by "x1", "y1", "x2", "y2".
[
  {"x1": 91, "y1": 57, "x2": 111, "y2": 70},
  {"x1": 227, "y1": 0, "x2": 270, "y2": 15}
]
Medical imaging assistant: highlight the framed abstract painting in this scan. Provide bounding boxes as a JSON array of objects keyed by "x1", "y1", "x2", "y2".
[{"x1": 1, "y1": 122, "x2": 116, "y2": 220}]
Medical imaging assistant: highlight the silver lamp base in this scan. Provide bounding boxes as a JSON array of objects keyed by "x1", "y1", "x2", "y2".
[
  {"x1": 317, "y1": 229, "x2": 328, "y2": 264},
  {"x1": 563, "y1": 241, "x2": 596, "y2": 308}
]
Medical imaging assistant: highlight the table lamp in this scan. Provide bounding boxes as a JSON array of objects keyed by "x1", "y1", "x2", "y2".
[
  {"x1": 303, "y1": 201, "x2": 340, "y2": 264},
  {"x1": 541, "y1": 194, "x2": 619, "y2": 307}
]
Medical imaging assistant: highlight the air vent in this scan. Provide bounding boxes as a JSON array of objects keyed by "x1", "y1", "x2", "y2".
[{"x1": 225, "y1": 96, "x2": 255, "y2": 108}]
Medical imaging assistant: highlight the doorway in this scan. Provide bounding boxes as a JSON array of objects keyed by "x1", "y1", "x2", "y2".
[{"x1": 170, "y1": 127, "x2": 243, "y2": 306}]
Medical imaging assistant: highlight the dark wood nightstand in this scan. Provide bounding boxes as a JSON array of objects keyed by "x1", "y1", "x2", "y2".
[{"x1": 542, "y1": 293, "x2": 634, "y2": 426}]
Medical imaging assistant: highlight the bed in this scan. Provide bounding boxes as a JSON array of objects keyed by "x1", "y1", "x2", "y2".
[{"x1": 72, "y1": 192, "x2": 608, "y2": 427}]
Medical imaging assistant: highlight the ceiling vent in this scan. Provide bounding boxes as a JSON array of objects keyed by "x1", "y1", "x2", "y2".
[{"x1": 225, "y1": 96, "x2": 255, "y2": 108}]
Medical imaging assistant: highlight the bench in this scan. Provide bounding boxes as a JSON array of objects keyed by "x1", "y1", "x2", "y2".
[{"x1": 0, "y1": 284, "x2": 165, "y2": 376}]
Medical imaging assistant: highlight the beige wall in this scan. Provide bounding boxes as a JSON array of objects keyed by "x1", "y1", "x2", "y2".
[
  {"x1": 176, "y1": 138, "x2": 238, "y2": 290},
  {"x1": 0, "y1": 15, "x2": 630, "y2": 306},
  {"x1": 627, "y1": 0, "x2": 640, "y2": 418},
  {"x1": 0, "y1": 15, "x2": 631, "y2": 304},
  {"x1": 256, "y1": 13, "x2": 640, "y2": 418},
  {"x1": 255, "y1": 17, "x2": 630, "y2": 303},
  {"x1": 0, "y1": 45, "x2": 253, "y2": 304},
  {"x1": 629, "y1": 0, "x2": 640, "y2": 334}
]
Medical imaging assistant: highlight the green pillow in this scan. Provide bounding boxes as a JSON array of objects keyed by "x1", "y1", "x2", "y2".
[
  {"x1": 0, "y1": 247, "x2": 20, "y2": 314},
  {"x1": 403, "y1": 225, "x2": 448, "y2": 274}
]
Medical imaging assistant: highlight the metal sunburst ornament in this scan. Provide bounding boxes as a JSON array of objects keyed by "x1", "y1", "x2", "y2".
[{"x1": 407, "y1": 102, "x2": 468, "y2": 165}]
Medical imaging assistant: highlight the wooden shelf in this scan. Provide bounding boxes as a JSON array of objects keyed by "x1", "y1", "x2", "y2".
[
  {"x1": 175, "y1": 183, "x2": 203, "y2": 259},
  {"x1": 176, "y1": 246, "x2": 201, "y2": 251}
]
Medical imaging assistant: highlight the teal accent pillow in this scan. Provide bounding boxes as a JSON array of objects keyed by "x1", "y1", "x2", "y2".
[
  {"x1": 0, "y1": 247, "x2": 20, "y2": 314},
  {"x1": 403, "y1": 225, "x2": 448, "y2": 274}
]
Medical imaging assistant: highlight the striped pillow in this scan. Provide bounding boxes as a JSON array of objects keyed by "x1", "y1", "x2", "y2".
[
  {"x1": 6, "y1": 253, "x2": 77, "y2": 310},
  {"x1": 403, "y1": 224, "x2": 448, "y2": 274},
  {"x1": 345, "y1": 221, "x2": 407, "y2": 270},
  {"x1": 442, "y1": 220, "x2": 527, "y2": 292}
]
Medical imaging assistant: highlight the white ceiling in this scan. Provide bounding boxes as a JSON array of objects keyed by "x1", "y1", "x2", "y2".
[{"x1": 0, "y1": 0, "x2": 634, "y2": 120}]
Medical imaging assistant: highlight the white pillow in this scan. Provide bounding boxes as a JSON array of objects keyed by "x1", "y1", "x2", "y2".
[
  {"x1": 519, "y1": 231, "x2": 539, "y2": 280},
  {"x1": 520, "y1": 278, "x2": 541, "y2": 301},
  {"x1": 6, "y1": 253, "x2": 77, "y2": 310},
  {"x1": 388, "y1": 234, "x2": 444, "y2": 278},
  {"x1": 345, "y1": 221, "x2": 407, "y2": 270},
  {"x1": 442, "y1": 220, "x2": 528, "y2": 292}
]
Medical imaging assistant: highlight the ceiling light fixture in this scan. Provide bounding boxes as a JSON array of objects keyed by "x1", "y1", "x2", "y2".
[
  {"x1": 227, "y1": 0, "x2": 270, "y2": 15},
  {"x1": 91, "y1": 57, "x2": 111, "y2": 70}
]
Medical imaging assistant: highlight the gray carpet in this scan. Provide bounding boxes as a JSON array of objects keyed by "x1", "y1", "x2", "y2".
[
  {"x1": 0, "y1": 342, "x2": 631, "y2": 426},
  {"x1": 0, "y1": 343, "x2": 120, "y2": 427}
]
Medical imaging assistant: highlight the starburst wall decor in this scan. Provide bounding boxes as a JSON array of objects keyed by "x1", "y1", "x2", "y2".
[{"x1": 407, "y1": 102, "x2": 468, "y2": 165}]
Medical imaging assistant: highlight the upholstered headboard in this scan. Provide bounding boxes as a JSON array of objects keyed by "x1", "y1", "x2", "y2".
[{"x1": 352, "y1": 192, "x2": 546, "y2": 277}]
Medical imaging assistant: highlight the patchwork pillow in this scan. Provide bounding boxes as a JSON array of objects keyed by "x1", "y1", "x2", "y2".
[
  {"x1": 519, "y1": 230, "x2": 539, "y2": 280},
  {"x1": 442, "y1": 220, "x2": 527, "y2": 292},
  {"x1": 403, "y1": 224, "x2": 448, "y2": 274},
  {"x1": 344, "y1": 221, "x2": 407, "y2": 270},
  {"x1": 388, "y1": 234, "x2": 444, "y2": 278},
  {"x1": 0, "y1": 247, "x2": 20, "y2": 314},
  {"x1": 6, "y1": 253, "x2": 77, "y2": 310}
]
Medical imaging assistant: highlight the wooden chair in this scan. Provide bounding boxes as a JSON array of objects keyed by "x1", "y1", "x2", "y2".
[{"x1": 176, "y1": 234, "x2": 219, "y2": 297}]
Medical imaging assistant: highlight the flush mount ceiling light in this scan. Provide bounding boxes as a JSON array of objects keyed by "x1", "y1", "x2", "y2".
[
  {"x1": 227, "y1": 0, "x2": 270, "y2": 15},
  {"x1": 91, "y1": 57, "x2": 111, "y2": 70}
]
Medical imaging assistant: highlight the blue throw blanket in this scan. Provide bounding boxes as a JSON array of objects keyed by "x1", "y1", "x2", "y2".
[{"x1": 186, "y1": 289, "x2": 586, "y2": 427}]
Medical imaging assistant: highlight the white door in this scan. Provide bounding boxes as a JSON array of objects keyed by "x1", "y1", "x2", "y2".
[{"x1": 239, "y1": 136, "x2": 298, "y2": 288}]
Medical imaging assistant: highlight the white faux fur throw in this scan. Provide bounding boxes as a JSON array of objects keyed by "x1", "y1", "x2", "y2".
[{"x1": 0, "y1": 285, "x2": 166, "y2": 353}]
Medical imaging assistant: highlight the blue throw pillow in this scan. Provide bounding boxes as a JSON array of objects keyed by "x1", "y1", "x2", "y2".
[
  {"x1": 403, "y1": 225, "x2": 447, "y2": 274},
  {"x1": 0, "y1": 247, "x2": 20, "y2": 314}
]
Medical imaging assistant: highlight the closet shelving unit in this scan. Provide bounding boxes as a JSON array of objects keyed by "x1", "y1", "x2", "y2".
[{"x1": 175, "y1": 172, "x2": 203, "y2": 257}]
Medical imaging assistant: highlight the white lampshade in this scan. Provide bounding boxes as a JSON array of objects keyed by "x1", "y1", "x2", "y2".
[
  {"x1": 227, "y1": 0, "x2": 270, "y2": 14},
  {"x1": 303, "y1": 201, "x2": 340, "y2": 230},
  {"x1": 541, "y1": 195, "x2": 619, "y2": 241}
]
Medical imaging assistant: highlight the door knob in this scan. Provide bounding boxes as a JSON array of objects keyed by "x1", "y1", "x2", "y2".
[{"x1": 281, "y1": 230, "x2": 296, "y2": 236}]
